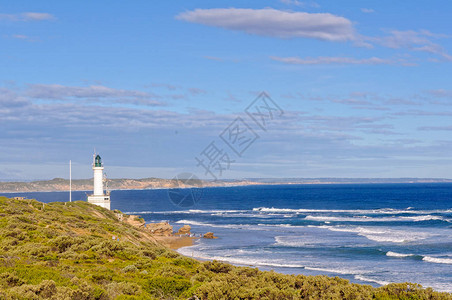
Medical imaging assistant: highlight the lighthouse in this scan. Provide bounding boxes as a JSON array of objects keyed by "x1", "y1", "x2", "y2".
[{"x1": 87, "y1": 153, "x2": 111, "y2": 210}]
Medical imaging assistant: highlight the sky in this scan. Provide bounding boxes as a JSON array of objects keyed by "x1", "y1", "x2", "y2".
[{"x1": 1, "y1": 0, "x2": 452, "y2": 180}]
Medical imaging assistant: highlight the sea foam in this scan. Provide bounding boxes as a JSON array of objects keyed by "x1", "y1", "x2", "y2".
[
  {"x1": 386, "y1": 251, "x2": 416, "y2": 258},
  {"x1": 316, "y1": 225, "x2": 431, "y2": 243},
  {"x1": 305, "y1": 215, "x2": 444, "y2": 223},
  {"x1": 354, "y1": 275, "x2": 390, "y2": 286},
  {"x1": 422, "y1": 256, "x2": 452, "y2": 265}
]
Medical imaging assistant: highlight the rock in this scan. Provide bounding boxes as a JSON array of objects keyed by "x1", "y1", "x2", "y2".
[
  {"x1": 177, "y1": 225, "x2": 191, "y2": 235},
  {"x1": 203, "y1": 232, "x2": 217, "y2": 239},
  {"x1": 122, "y1": 214, "x2": 145, "y2": 228},
  {"x1": 146, "y1": 222, "x2": 173, "y2": 236}
]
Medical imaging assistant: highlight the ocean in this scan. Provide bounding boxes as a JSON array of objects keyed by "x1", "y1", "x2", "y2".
[{"x1": 4, "y1": 183, "x2": 452, "y2": 292}]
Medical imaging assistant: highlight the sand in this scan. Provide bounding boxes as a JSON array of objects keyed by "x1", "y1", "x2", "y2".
[{"x1": 154, "y1": 235, "x2": 197, "y2": 250}]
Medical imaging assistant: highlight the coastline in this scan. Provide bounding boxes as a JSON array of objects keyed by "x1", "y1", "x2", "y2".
[
  {"x1": 2, "y1": 178, "x2": 452, "y2": 193},
  {"x1": 0, "y1": 196, "x2": 450, "y2": 298}
]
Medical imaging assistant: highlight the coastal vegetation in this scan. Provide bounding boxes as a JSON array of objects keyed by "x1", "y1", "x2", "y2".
[{"x1": 0, "y1": 196, "x2": 450, "y2": 299}]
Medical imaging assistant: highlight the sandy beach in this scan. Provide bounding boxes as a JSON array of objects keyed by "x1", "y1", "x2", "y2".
[{"x1": 154, "y1": 235, "x2": 197, "y2": 249}]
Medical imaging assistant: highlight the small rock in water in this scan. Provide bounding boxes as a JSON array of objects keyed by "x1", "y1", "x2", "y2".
[
  {"x1": 203, "y1": 232, "x2": 218, "y2": 239},
  {"x1": 177, "y1": 225, "x2": 191, "y2": 235}
]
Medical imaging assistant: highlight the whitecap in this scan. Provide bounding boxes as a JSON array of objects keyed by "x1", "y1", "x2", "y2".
[
  {"x1": 386, "y1": 251, "x2": 415, "y2": 258},
  {"x1": 253, "y1": 207, "x2": 452, "y2": 215},
  {"x1": 316, "y1": 225, "x2": 432, "y2": 243},
  {"x1": 305, "y1": 266, "x2": 365, "y2": 275},
  {"x1": 178, "y1": 248, "x2": 306, "y2": 268},
  {"x1": 354, "y1": 275, "x2": 390, "y2": 286},
  {"x1": 305, "y1": 215, "x2": 444, "y2": 223},
  {"x1": 422, "y1": 256, "x2": 452, "y2": 265}
]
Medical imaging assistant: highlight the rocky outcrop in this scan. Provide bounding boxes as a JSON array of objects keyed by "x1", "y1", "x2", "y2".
[
  {"x1": 115, "y1": 213, "x2": 145, "y2": 228},
  {"x1": 177, "y1": 225, "x2": 191, "y2": 235},
  {"x1": 146, "y1": 222, "x2": 173, "y2": 236},
  {"x1": 125, "y1": 215, "x2": 145, "y2": 228},
  {"x1": 203, "y1": 232, "x2": 218, "y2": 239}
]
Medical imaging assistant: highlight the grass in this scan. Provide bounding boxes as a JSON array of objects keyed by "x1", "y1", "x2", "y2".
[{"x1": 0, "y1": 196, "x2": 450, "y2": 299}]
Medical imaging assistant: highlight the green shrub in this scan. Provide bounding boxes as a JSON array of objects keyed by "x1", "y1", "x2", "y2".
[
  {"x1": 145, "y1": 276, "x2": 191, "y2": 298},
  {"x1": 106, "y1": 281, "x2": 141, "y2": 298},
  {"x1": 7, "y1": 279, "x2": 57, "y2": 299},
  {"x1": 50, "y1": 236, "x2": 84, "y2": 252},
  {"x1": 90, "y1": 240, "x2": 124, "y2": 257},
  {"x1": 203, "y1": 260, "x2": 233, "y2": 274},
  {"x1": 0, "y1": 272, "x2": 25, "y2": 288},
  {"x1": 173, "y1": 256, "x2": 195, "y2": 269},
  {"x1": 121, "y1": 265, "x2": 138, "y2": 273},
  {"x1": 154, "y1": 265, "x2": 189, "y2": 277}
]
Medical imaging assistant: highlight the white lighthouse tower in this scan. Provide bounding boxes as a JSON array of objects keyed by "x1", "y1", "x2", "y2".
[{"x1": 87, "y1": 153, "x2": 111, "y2": 210}]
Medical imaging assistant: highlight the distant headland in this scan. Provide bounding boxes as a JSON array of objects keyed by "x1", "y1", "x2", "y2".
[{"x1": 0, "y1": 177, "x2": 451, "y2": 193}]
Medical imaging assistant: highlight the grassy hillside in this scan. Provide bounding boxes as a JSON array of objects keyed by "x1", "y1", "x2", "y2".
[{"x1": 0, "y1": 197, "x2": 450, "y2": 299}]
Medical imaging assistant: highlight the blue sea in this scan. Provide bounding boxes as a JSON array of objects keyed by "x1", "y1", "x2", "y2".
[{"x1": 4, "y1": 183, "x2": 452, "y2": 292}]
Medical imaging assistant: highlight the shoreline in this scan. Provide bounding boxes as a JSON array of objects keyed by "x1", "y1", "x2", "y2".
[
  {"x1": 154, "y1": 235, "x2": 197, "y2": 250},
  {"x1": 1, "y1": 196, "x2": 450, "y2": 297},
  {"x1": 2, "y1": 180, "x2": 452, "y2": 194}
]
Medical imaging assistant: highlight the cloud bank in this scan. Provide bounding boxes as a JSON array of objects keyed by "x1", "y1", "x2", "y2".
[
  {"x1": 176, "y1": 8, "x2": 451, "y2": 62},
  {"x1": 176, "y1": 8, "x2": 355, "y2": 41}
]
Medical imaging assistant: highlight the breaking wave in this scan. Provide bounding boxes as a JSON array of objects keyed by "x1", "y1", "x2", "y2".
[
  {"x1": 304, "y1": 215, "x2": 445, "y2": 223},
  {"x1": 386, "y1": 251, "x2": 416, "y2": 258},
  {"x1": 315, "y1": 225, "x2": 432, "y2": 243},
  {"x1": 253, "y1": 207, "x2": 452, "y2": 215},
  {"x1": 354, "y1": 275, "x2": 390, "y2": 286},
  {"x1": 422, "y1": 256, "x2": 452, "y2": 265}
]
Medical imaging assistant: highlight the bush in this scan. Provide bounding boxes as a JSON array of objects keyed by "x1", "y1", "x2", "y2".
[
  {"x1": 90, "y1": 240, "x2": 124, "y2": 257},
  {"x1": 7, "y1": 280, "x2": 57, "y2": 299},
  {"x1": 203, "y1": 260, "x2": 233, "y2": 274},
  {"x1": 154, "y1": 265, "x2": 188, "y2": 277},
  {"x1": 50, "y1": 236, "x2": 84, "y2": 252},
  {"x1": 0, "y1": 272, "x2": 25, "y2": 288},
  {"x1": 121, "y1": 265, "x2": 138, "y2": 273},
  {"x1": 173, "y1": 256, "x2": 195, "y2": 269},
  {"x1": 145, "y1": 276, "x2": 191, "y2": 298}
]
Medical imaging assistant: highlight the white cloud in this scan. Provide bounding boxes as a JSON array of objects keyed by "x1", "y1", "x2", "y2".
[
  {"x1": 0, "y1": 12, "x2": 55, "y2": 22},
  {"x1": 279, "y1": 0, "x2": 320, "y2": 8},
  {"x1": 204, "y1": 56, "x2": 224, "y2": 62},
  {"x1": 27, "y1": 84, "x2": 152, "y2": 99},
  {"x1": 418, "y1": 126, "x2": 452, "y2": 131},
  {"x1": 9, "y1": 34, "x2": 38, "y2": 42},
  {"x1": 428, "y1": 89, "x2": 452, "y2": 98},
  {"x1": 270, "y1": 56, "x2": 400, "y2": 65},
  {"x1": 25, "y1": 84, "x2": 165, "y2": 107},
  {"x1": 12, "y1": 34, "x2": 29, "y2": 39},
  {"x1": 21, "y1": 12, "x2": 55, "y2": 21},
  {"x1": 176, "y1": 8, "x2": 355, "y2": 41},
  {"x1": 176, "y1": 8, "x2": 451, "y2": 62},
  {"x1": 368, "y1": 30, "x2": 452, "y2": 61},
  {"x1": 361, "y1": 8, "x2": 375, "y2": 13}
]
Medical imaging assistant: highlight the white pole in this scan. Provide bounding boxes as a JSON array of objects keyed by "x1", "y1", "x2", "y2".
[{"x1": 69, "y1": 160, "x2": 72, "y2": 202}]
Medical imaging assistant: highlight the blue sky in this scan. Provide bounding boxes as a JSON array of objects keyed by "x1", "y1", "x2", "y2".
[{"x1": 1, "y1": 0, "x2": 452, "y2": 180}]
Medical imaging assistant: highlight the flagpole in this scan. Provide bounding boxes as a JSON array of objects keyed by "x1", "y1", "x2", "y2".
[{"x1": 69, "y1": 160, "x2": 72, "y2": 202}]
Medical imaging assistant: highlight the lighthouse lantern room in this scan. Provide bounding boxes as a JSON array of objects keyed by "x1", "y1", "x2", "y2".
[{"x1": 87, "y1": 153, "x2": 111, "y2": 210}]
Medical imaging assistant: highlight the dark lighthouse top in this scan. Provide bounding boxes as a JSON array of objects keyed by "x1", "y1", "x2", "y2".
[{"x1": 94, "y1": 155, "x2": 102, "y2": 167}]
